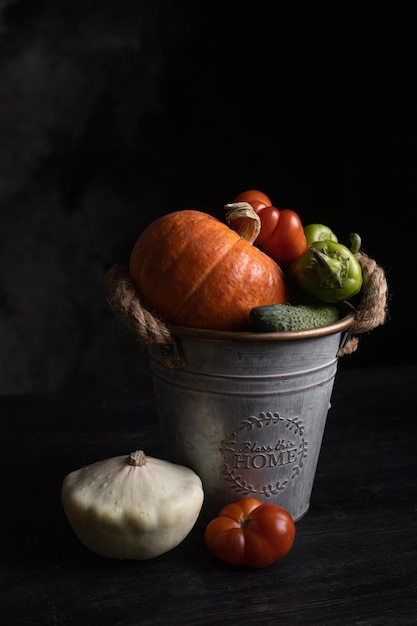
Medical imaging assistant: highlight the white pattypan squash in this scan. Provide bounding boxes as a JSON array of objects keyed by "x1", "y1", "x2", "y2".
[{"x1": 61, "y1": 449, "x2": 204, "y2": 560}]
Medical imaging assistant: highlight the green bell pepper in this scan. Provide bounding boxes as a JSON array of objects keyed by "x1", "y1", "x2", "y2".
[
  {"x1": 288, "y1": 236, "x2": 363, "y2": 303},
  {"x1": 304, "y1": 223, "x2": 338, "y2": 245}
]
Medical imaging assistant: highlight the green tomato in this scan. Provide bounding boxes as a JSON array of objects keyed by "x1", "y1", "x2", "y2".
[
  {"x1": 288, "y1": 240, "x2": 363, "y2": 303},
  {"x1": 304, "y1": 224, "x2": 338, "y2": 246}
]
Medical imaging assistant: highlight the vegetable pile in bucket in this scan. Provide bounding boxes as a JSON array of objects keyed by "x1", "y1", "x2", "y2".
[{"x1": 105, "y1": 190, "x2": 388, "y2": 357}]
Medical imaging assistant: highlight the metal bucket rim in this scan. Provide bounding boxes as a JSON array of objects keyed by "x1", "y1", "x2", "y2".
[{"x1": 170, "y1": 302, "x2": 355, "y2": 343}]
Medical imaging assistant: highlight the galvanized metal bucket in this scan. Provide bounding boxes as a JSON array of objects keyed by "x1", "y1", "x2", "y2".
[{"x1": 147, "y1": 306, "x2": 355, "y2": 525}]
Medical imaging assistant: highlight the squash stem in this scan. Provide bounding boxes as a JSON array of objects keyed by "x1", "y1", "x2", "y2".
[
  {"x1": 224, "y1": 202, "x2": 261, "y2": 245},
  {"x1": 127, "y1": 450, "x2": 147, "y2": 466}
]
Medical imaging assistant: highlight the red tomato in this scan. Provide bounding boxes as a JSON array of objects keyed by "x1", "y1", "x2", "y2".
[
  {"x1": 204, "y1": 497, "x2": 296, "y2": 568},
  {"x1": 234, "y1": 189, "x2": 272, "y2": 207},
  {"x1": 262, "y1": 208, "x2": 307, "y2": 267}
]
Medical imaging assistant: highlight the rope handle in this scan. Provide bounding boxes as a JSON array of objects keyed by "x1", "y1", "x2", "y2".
[
  {"x1": 336, "y1": 251, "x2": 389, "y2": 356},
  {"x1": 105, "y1": 264, "x2": 175, "y2": 345},
  {"x1": 105, "y1": 250, "x2": 389, "y2": 357}
]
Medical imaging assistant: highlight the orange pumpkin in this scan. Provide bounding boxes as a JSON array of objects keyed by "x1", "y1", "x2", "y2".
[{"x1": 129, "y1": 208, "x2": 289, "y2": 331}]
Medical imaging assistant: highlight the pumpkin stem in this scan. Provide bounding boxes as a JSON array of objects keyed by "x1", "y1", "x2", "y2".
[
  {"x1": 224, "y1": 202, "x2": 261, "y2": 245},
  {"x1": 127, "y1": 450, "x2": 147, "y2": 466}
]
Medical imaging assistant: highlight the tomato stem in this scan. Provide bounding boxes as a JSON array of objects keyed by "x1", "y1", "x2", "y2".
[{"x1": 240, "y1": 517, "x2": 251, "y2": 529}]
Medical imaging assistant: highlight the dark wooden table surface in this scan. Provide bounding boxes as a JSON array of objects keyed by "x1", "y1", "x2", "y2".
[{"x1": 1, "y1": 364, "x2": 416, "y2": 626}]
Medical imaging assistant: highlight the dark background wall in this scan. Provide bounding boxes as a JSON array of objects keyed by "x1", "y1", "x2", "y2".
[{"x1": 0, "y1": 1, "x2": 415, "y2": 395}]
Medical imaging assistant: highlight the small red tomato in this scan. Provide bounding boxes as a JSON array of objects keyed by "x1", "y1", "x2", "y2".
[
  {"x1": 204, "y1": 497, "x2": 296, "y2": 568},
  {"x1": 234, "y1": 189, "x2": 272, "y2": 207}
]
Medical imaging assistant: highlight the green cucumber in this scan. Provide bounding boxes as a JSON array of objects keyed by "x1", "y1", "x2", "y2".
[{"x1": 250, "y1": 303, "x2": 340, "y2": 332}]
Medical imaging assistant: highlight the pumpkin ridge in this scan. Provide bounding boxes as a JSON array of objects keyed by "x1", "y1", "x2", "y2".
[
  {"x1": 131, "y1": 211, "x2": 219, "y2": 321},
  {"x1": 172, "y1": 233, "x2": 239, "y2": 323},
  {"x1": 136, "y1": 211, "x2": 213, "y2": 290},
  {"x1": 175, "y1": 239, "x2": 253, "y2": 326}
]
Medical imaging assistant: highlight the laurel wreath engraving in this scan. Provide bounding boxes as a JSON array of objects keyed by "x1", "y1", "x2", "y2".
[
  {"x1": 223, "y1": 467, "x2": 257, "y2": 495},
  {"x1": 291, "y1": 439, "x2": 308, "y2": 480},
  {"x1": 220, "y1": 411, "x2": 308, "y2": 495}
]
